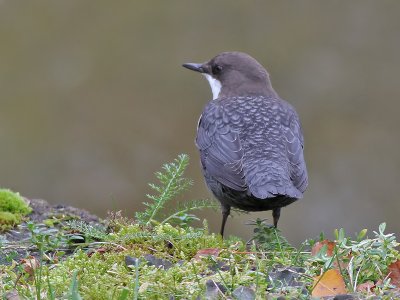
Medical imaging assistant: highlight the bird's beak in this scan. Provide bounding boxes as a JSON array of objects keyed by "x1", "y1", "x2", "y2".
[{"x1": 182, "y1": 63, "x2": 205, "y2": 73}]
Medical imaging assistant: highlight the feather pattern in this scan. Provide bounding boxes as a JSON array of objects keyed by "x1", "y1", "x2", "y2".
[{"x1": 196, "y1": 95, "x2": 308, "y2": 211}]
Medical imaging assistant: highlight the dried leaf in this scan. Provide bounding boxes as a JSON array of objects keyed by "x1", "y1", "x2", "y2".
[
  {"x1": 356, "y1": 281, "x2": 375, "y2": 293},
  {"x1": 20, "y1": 257, "x2": 40, "y2": 276},
  {"x1": 194, "y1": 248, "x2": 221, "y2": 260},
  {"x1": 312, "y1": 269, "x2": 347, "y2": 297},
  {"x1": 87, "y1": 247, "x2": 108, "y2": 257},
  {"x1": 311, "y1": 240, "x2": 335, "y2": 256},
  {"x1": 388, "y1": 260, "x2": 400, "y2": 287}
]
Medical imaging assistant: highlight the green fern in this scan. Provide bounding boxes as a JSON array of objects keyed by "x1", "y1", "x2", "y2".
[{"x1": 135, "y1": 154, "x2": 193, "y2": 225}]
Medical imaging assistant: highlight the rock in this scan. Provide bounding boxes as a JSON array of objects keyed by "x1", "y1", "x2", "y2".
[
  {"x1": 232, "y1": 286, "x2": 255, "y2": 300},
  {"x1": 124, "y1": 255, "x2": 139, "y2": 267},
  {"x1": 204, "y1": 280, "x2": 226, "y2": 299},
  {"x1": 144, "y1": 254, "x2": 173, "y2": 270},
  {"x1": 333, "y1": 294, "x2": 355, "y2": 300},
  {"x1": 267, "y1": 266, "x2": 305, "y2": 288},
  {"x1": 209, "y1": 260, "x2": 230, "y2": 272}
]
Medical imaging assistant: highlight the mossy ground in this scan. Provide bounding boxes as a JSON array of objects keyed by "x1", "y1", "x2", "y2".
[
  {"x1": 1, "y1": 218, "x2": 399, "y2": 299},
  {"x1": 0, "y1": 219, "x2": 302, "y2": 299},
  {"x1": 1, "y1": 156, "x2": 399, "y2": 299},
  {"x1": 0, "y1": 188, "x2": 32, "y2": 231}
]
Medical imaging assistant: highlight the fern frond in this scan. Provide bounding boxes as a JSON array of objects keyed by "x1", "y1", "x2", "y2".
[{"x1": 135, "y1": 154, "x2": 192, "y2": 225}]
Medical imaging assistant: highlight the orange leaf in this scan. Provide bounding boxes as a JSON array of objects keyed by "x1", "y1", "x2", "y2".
[
  {"x1": 312, "y1": 269, "x2": 347, "y2": 297},
  {"x1": 194, "y1": 248, "x2": 221, "y2": 260},
  {"x1": 388, "y1": 260, "x2": 400, "y2": 287},
  {"x1": 311, "y1": 240, "x2": 335, "y2": 256}
]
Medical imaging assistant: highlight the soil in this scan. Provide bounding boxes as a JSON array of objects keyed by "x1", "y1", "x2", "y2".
[{"x1": 0, "y1": 198, "x2": 103, "y2": 265}]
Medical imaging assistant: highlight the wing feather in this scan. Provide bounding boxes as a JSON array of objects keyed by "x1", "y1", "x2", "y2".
[
  {"x1": 284, "y1": 112, "x2": 308, "y2": 193},
  {"x1": 196, "y1": 97, "x2": 308, "y2": 199},
  {"x1": 196, "y1": 104, "x2": 246, "y2": 191}
]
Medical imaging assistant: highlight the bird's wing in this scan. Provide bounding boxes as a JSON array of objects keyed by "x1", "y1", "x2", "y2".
[
  {"x1": 241, "y1": 100, "x2": 307, "y2": 199},
  {"x1": 196, "y1": 104, "x2": 246, "y2": 191},
  {"x1": 284, "y1": 112, "x2": 308, "y2": 193}
]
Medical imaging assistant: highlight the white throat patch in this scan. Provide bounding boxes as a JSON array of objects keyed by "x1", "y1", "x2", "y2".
[{"x1": 203, "y1": 74, "x2": 222, "y2": 100}]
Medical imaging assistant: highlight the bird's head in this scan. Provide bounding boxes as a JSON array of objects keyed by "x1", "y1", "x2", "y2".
[{"x1": 183, "y1": 52, "x2": 277, "y2": 100}]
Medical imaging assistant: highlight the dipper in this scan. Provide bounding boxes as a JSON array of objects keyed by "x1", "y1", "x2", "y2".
[{"x1": 183, "y1": 52, "x2": 308, "y2": 237}]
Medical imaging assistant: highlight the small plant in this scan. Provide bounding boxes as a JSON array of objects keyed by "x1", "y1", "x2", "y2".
[
  {"x1": 3, "y1": 155, "x2": 400, "y2": 299},
  {"x1": 340, "y1": 223, "x2": 399, "y2": 289},
  {"x1": 135, "y1": 154, "x2": 192, "y2": 225},
  {"x1": 26, "y1": 222, "x2": 67, "y2": 300},
  {"x1": 247, "y1": 218, "x2": 293, "y2": 251},
  {"x1": 68, "y1": 271, "x2": 83, "y2": 300},
  {"x1": 308, "y1": 223, "x2": 400, "y2": 294},
  {"x1": 66, "y1": 219, "x2": 108, "y2": 242},
  {"x1": 135, "y1": 154, "x2": 217, "y2": 227}
]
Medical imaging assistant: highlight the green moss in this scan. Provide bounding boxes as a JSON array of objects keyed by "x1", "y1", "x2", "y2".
[
  {"x1": 3, "y1": 222, "x2": 246, "y2": 299},
  {"x1": 0, "y1": 189, "x2": 32, "y2": 215},
  {"x1": 0, "y1": 188, "x2": 32, "y2": 231},
  {"x1": 40, "y1": 225, "x2": 249, "y2": 299},
  {"x1": 0, "y1": 211, "x2": 18, "y2": 231},
  {"x1": 3, "y1": 221, "x2": 400, "y2": 299},
  {"x1": 110, "y1": 222, "x2": 225, "y2": 261}
]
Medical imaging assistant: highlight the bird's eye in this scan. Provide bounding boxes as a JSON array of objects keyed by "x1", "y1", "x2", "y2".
[{"x1": 212, "y1": 64, "x2": 222, "y2": 75}]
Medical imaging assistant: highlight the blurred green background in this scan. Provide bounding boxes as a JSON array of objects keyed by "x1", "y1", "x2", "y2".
[{"x1": 1, "y1": 1, "x2": 399, "y2": 244}]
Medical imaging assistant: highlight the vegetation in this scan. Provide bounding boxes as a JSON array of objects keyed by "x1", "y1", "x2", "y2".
[
  {"x1": 0, "y1": 188, "x2": 32, "y2": 231},
  {"x1": 0, "y1": 155, "x2": 399, "y2": 299}
]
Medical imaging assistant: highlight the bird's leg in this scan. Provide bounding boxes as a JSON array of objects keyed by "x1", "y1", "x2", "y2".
[
  {"x1": 272, "y1": 208, "x2": 281, "y2": 228},
  {"x1": 220, "y1": 205, "x2": 231, "y2": 237}
]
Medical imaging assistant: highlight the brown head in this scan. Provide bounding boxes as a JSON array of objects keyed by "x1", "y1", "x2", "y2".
[{"x1": 183, "y1": 52, "x2": 277, "y2": 100}]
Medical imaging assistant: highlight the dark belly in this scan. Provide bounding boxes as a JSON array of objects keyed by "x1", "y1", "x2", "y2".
[{"x1": 206, "y1": 177, "x2": 298, "y2": 211}]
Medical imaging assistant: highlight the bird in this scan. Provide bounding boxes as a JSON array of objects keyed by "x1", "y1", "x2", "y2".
[{"x1": 182, "y1": 52, "x2": 308, "y2": 237}]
